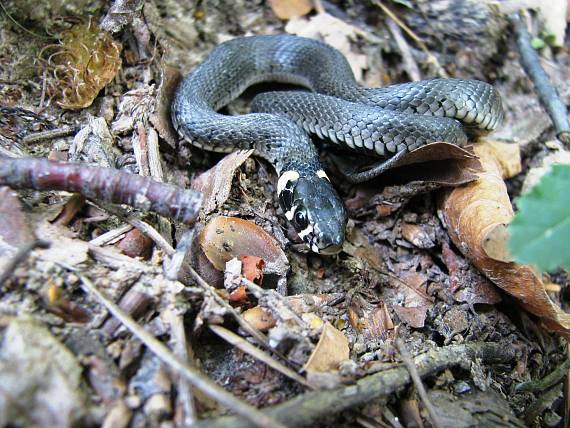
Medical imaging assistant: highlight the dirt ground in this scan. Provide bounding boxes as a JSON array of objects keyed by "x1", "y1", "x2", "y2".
[{"x1": 1, "y1": 0, "x2": 570, "y2": 427}]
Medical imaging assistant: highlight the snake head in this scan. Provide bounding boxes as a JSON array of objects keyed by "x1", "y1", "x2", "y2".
[{"x1": 278, "y1": 170, "x2": 347, "y2": 255}]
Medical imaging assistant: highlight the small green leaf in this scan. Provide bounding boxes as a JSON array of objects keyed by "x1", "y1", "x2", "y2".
[
  {"x1": 508, "y1": 164, "x2": 570, "y2": 272},
  {"x1": 531, "y1": 37, "x2": 545, "y2": 50},
  {"x1": 541, "y1": 31, "x2": 557, "y2": 47}
]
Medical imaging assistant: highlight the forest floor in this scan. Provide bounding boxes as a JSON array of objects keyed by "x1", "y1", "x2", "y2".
[{"x1": 1, "y1": 0, "x2": 570, "y2": 427}]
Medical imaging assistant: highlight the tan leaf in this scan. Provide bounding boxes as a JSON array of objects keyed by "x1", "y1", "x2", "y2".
[
  {"x1": 285, "y1": 13, "x2": 368, "y2": 81},
  {"x1": 440, "y1": 139, "x2": 570, "y2": 336},
  {"x1": 269, "y1": 0, "x2": 313, "y2": 19},
  {"x1": 303, "y1": 322, "x2": 349, "y2": 373}
]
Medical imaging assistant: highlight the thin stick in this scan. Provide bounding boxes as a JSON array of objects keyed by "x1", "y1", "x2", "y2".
[
  {"x1": 22, "y1": 126, "x2": 76, "y2": 144},
  {"x1": 511, "y1": 12, "x2": 570, "y2": 144},
  {"x1": 516, "y1": 354, "x2": 570, "y2": 393},
  {"x1": 372, "y1": 0, "x2": 447, "y2": 78},
  {"x1": 209, "y1": 325, "x2": 312, "y2": 388},
  {"x1": 166, "y1": 309, "x2": 198, "y2": 425},
  {"x1": 77, "y1": 274, "x2": 288, "y2": 428},
  {"x1": 186, "y1": 265, "x2": 271, "y2": 349},
  {"x1": 386, "y1": 19, "x2": 421, "y2": 82},
  {"x1": 396, "y1": 339, "x2": 442, "y2": 428},
  {"x1": 192, "y1": 342, "x2": 515, "y2": 428}
]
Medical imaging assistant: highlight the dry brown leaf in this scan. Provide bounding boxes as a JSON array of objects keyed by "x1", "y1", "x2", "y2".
[
  {"x1": 269, "y1": 0, "x2": 313, "y2": 19},
  {"x1": 191, "y1": 150, "x2": 253, "y2": 216},
  {"x1": 393, "y1": 305, "x2": 428, "y2": 328},
  {"x1": 440, "y1": 139, "x2": 570, "y2": 336},
  {"x1": 285, "y1": 13, "x2": 368, "y2": 81},
  {"x1": 441, "y1": 242, "x2": 502, "y2": 305},
  {"x1": 303, "y1": 322, "x2": 349, "y2": 373}
]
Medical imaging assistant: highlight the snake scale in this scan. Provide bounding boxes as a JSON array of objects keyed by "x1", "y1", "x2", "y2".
[{"x1": 171, "y1": 35, "x2": 503, "y2": 255}]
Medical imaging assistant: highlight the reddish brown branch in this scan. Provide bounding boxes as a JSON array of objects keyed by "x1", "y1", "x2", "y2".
[{"x1": 0, "y1": 156, "x2": 202, "y2": 225}]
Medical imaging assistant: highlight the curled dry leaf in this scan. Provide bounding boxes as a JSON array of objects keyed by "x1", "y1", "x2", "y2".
[
  {"x1": 440, "y1": 139, "x2": 570, "y2": 336},
  {"x1": 149, "y1": 64, "x2": 182, "y2": 149},
  {"x1": 336, "y1": 142, "x2": 481, "y2": 185},
  {"x1": 269, "y1": 0, "x2": 313, "y2": 19},
  {"x1": 200, "y1": 216, "x2": 289, "y2": 279},
  {"x1": 303, "y1": 322, "x2": 349, "y2": 373},
  {"x1": 191, "y1": 150, "x2": 254, "y2": 216}
]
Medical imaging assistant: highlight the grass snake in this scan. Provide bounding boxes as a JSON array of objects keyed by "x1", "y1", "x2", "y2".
[{"x1": 172, "y1": 35, "x2": 503, "y2": 255}]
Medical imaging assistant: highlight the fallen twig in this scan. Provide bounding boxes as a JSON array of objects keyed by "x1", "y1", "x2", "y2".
[
  {"x1": 192, "y1": 342, "x2": 516, "y2": 428},
  {"x1": 186, "y1": 265, "x2": 271, "y2": 350},
  {"x1": 22, "y1": 126, "x2": 77, "y2": 144},
  {"x1": 372, "y1": 0, "x2": 447, "y2": 78},
  {"x1": 166, "y1": 309, "x2": 198, "y2": 426},
  {"x1": 386, "y1": 18, "x2": 421, "y2": 81},
  {"x1": 76, "y1": 273, "x2": 288, "y2": 428},
  {"x1": 0, "y1": 156, "x2": 202, "y2": 225},
  {"x1": 396, "y1": 339, "x2": 442, "y2": 428},
  {"x1": 516, "y1": 354, "x2": 570, "y2": 393},
  {"x1": 511, "y1": 12, "x2": 570, "y2": 144},
  {"x1": 209, "y1": 324, "x2": 312, "y2": 389}
]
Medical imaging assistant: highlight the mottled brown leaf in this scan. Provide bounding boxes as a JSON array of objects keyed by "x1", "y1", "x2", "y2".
[
  {"x1": 440, "y1": 139, "x2": 570, "y2": 336},
  {"x1": 200, "y1": 216, "x2": 288, "y2": 279}
]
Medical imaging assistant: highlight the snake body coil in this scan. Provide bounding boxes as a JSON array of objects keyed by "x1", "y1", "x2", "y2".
[{"x1": 172, "y1": 35, "x2": 503, "y2": 254}]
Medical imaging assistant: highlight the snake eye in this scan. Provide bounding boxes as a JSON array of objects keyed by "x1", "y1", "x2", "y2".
[{"x1": 294, "y1": 208, "x2": 308, "y2": 229}]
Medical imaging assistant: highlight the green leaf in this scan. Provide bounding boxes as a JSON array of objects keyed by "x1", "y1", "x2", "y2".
[
  {"x1": 508, "y1": 164, "x2": 570, "y2": 272},
  {"x1": 531, "y1": 37, "x2": 546, "y2": 50}
]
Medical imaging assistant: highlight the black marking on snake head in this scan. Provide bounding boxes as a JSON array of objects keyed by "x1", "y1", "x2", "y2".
[{"x1": 285, "y1": 174, "x2": 347, "y2": 255}]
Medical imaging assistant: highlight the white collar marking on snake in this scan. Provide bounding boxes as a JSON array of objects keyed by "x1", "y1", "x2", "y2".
[
  {"x1": 277, "y1": 170, "x2": 300, "y2": 194},
  {"x1": 316, "y1": 169, "x2": 330, "y2": 181},
  {"x1": 297, "y1": 224, "x2": 313, "y2": 239}
]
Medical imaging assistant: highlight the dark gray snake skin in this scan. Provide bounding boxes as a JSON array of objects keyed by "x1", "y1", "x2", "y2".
[{"x1": 172, "y1": 35, "x2": 503, "y2": 254}]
